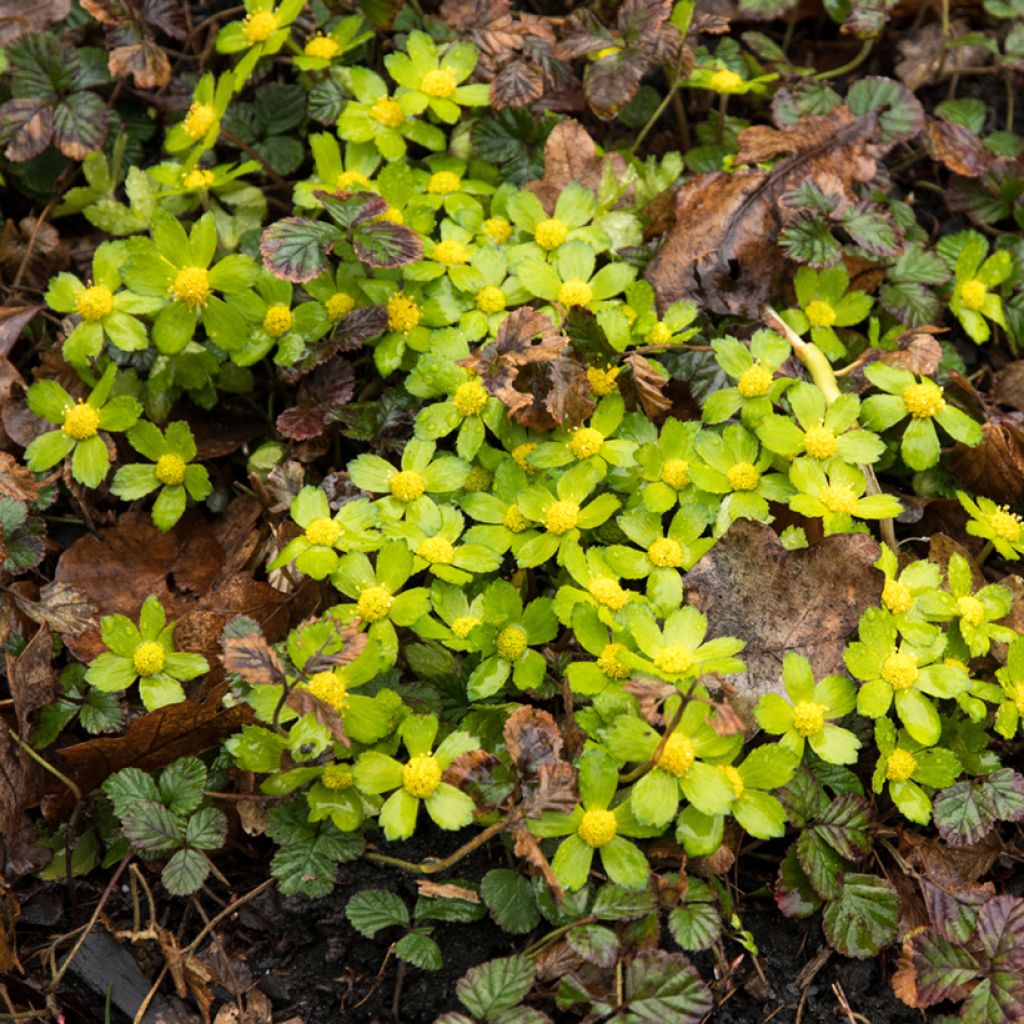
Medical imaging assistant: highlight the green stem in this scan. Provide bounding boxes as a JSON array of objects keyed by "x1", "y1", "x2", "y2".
[
  {"x1": 364, "y1": 819, "x2": 507, "y2": 874},
  {"x1": 523, "y1": 915, "x2": 598, "y2": 958},
  {"x1": 977, "y1": 540, "x2": 993, "y2": 566},
  {"x1": 631, "y1": 79, "x2": 682, "y2": 156},
  {"x1": 9, "y1": 727, "x2": 82, "y2": 803},
  {"x1": 815, "y1": 39, "x2": 873, "y2": 81}
]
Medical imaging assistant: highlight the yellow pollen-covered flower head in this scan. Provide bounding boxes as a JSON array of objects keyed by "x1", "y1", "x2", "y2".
[
  {"x1": 496, "y1": 625, "x2": 527, "y2": 661},
  {"x1": 62, "y1": 401, "x2": 100, "y2": 440},
  {"x1": 990, "y1": 506, "x2": 1022, "y2": 542},
  {"x1": 476, "y1": 285, "x2": 507, "y2": 315},
  {"x1": 957, "y1": 594, "x2": 986, "y2": 627},
  {"x1": 503, "y1": 504, "x2": 528, "y2": 533},
  {"x1": 959, "y1": 278, "x2": 987, "y2": 311},
  {"x1": 304, "y1": 34, "x2": 339, "y2": 60},
  {"x1": 708, "y1": 68, "x2": 744, "y2": 92},
  {"x1": 321, "y1": 763, "x2": 353, "y2": 789},
  {"x1": 661, "y1": 458, "x2": 690, "y2": 490},
  {"x1": 434, "y1": 240, "x2": 468, "y2": 267},
  {"x1": 76, "y1": 284, "x2": 114, "y2": 321},
  {"x1": 464, "y1": 465, "x2": 492, "y2": 492},
  {"x1": 805, "y1": 299, "x2": 837, "y2": 328},
  {"x1": 558, "y1": 279, "x2": 593, "y2": 308},
  {"x1": 326, "y1": 291, "x2": 355, "y2": 320},
  {"x1": 357, "y1": 585, "x2": 393, "y2": 622},
  {"x1": 883, "y1": 650, "x2": 919, "y2": 690},
  {"x1": 597, "y1": 643, "x2": 631, "y2": 679},
  {"x1": 791, "y1": 700, "x2": 828, "y2": 737},
  {"x1": 420, "y1": 67, "x2": 457, "y2": 98},
  {"x1": 886, "y1": 748, "x2": 917, "y2": 782},
  {"x1": 589, "y1": 577, "x2": 628, "y2": 611},
  {"x1": 183, "y1": 102, "x2": 217, "y2": 140},
  {"x1": 902, "y1": 380, "x2": 946, "y2": 419},
  {"x1": 534, "y1": 218, "x2": 568, "y2": 251},
  {"x1": 648, "y1": 321, "x2": 672, "y2": 345},
  {"x1": 155, "y1": 453, "x2": 186, "y2": 487},
  {"x1": 882, "y1": 578, "x2": 914, "y2": 614},
  {"x1": 171, "y1": 266, "x2": 211, "y2": 309},
  {"x1": 727, "y1": 461, "x2": 759, "y2": 491},
  {"x1": 656, "y1": 733, "x2": 695, "y2": 776},
  {"x1": 1013, "y1": 681, "x2": 1024, "y2": 716},
  {"x1": 263, "y1": 304, "x2": 292, "y2": 338},
  {"x1": 428, "y1": 171, "x2": 461, "y2": 195},
  {"x1": 512, "y1": 442, "x2": 536, "y2": 471},
  {"x1": 648, "y1": 537, "x2": 684, "y2": 568},
  {"x1": 569, "y1": 427, "x2": 604, "y2": 460},
  {"x1": 484, "y1": 217, "x2": 512, "y2": 244},
  {"x1": 387, "y1": 293, "x2": 421, "y2": 333},
  {"x1": 417, "y1": 535, "x2": 455, "y2": 565},
  {"x1": 818, "y1": 483, "x2": 859, "y2": 515},
  {"x1": 390, "y1": 469, "x2": 426, "y2": 502},
  {"x1": 803, "y1": 425, "x2": 837, "y2": 460},
  {"x1": 242, "y1": 9, "x2": 278, "y2": 43},
  {"x1": 305, "y1": 516, "x2": 341, "y2": 547},
  {"x1": 371, "y1": 97, "x2": 405, "y2": 127},
  {"x1": 403, "y1": 754, "x2": 442, "y2": 798},
  {"x1": 183, "y1": 168, "x2": 216, "y2": 190},
  {"x1": 307, "y1": 670, "x2": 348, "y2": 710},
  {"x1": 587, "y1": 366, "x2": 620, "y2": 396},
  {"x1": 655, "y1": 644, "x2": 694, "y2": 676},
  {"x1": 578, "y1": 807, "x2": 617, "y2": 848},
  {"x1": 133, "y1": 641, "x2": 165, "y2": 677},
  {"x1": 454, "y1": 378, "x2": 488, "y2": 417},
  {"x1": 737, "y1": 365, "x2": 773, "y2": 398},
  {"x1": 719, "y1": 764, "x2": 745, "y2": 798},
  {"x1": 545, "y1": 500, "x2": 579, "y2": 535},
  {"x1": 451, "y1": 615, "x2": 480, "y2": 639},
  {"x1": 376, "y1": 205, "x2": 404, "y2": 225},
  {"x1": 335, "y1": 170, "x2": 371, "y2": 190}
]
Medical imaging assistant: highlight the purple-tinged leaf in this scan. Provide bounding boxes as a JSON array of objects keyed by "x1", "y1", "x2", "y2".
[
  {"x1": 908, "y1": 930, "x2": 980, "y2": 1006},
  {"x1": 353, "y1": 220, "x2": 424, "y2": 268},
  {"x1": 933, "y1": 769, "x2": 1024, "y2": 847},
  {"x1": 775, "y1": 846, "x2": 823, "y2": 919},
  {"x1": 314, "y1": 189, "x2": 388, "y2": 229},
  {"x1": 822, "y1": 873, "x2": 899, "y2": 959},
  {"x1": 260, "y1": 217, "x2": 341, "y2": 283}
]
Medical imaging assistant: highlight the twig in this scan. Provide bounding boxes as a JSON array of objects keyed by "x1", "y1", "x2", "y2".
[{"x1": 365, "y1": 819, "x2": 508, "y2": 874}]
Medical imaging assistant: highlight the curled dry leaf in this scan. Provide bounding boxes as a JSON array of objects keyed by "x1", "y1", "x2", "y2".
[
  {"x1": 646, "y1": 94, "x2": 922, "y2": 318},
  {"x1": 0, "y1": 305, "x2": 40, "y2": 357},
  {"x1": 504, "y1": 705, "x2": 564, "y2": 782},
  {"x1": 624, "y1": 352, "x2": 672, "y2": 420},
  {"x1": 5, "y1": 624, "x2": 58, "y2": 738},
  {"x1": 7, "y1": 581, "x2": 98, "y2": 638},
  {"x1": 464, "y1": 306, "x2": 594, "y2": 432},
  {"x1": 0, "y1": 452, "x2": 39, "y2": 503},
  {"x1": 880, "y1": 331, "x2": 943, "y2": 377},
  {"x1": 416, "y1": 880, "x2": 481, "y2": 903},
  {"x1": 285, "y1": 689, "x2": 348, "y2": 746},
  {"x1": 949, "y1": 420, "x2": 1024, "y2": 506},
  {"x1": 0, "y1": 719, "x2": 47, "y2": 877},
  {"x1": 926, "y1": 120, "x2": 989, "y2": 178},
  {"x1": 221, "y1": 630, "x2": 286, "y2": 687},
  {"x1": 684, "y1": 520, "x2": 882, "y2": 709}
]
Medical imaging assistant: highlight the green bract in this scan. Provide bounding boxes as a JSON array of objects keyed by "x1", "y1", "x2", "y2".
[{"x1": 85, "y1": 596, "x2": 209, "y2": 711}]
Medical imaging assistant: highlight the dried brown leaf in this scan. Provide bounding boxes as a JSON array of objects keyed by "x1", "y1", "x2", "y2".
[
  {"x1": 624, "y1": 352, "x2": 671, "y2": 419},
  {"x1": 5, "y1": 624, "x2": 57, "y2": 738},
  {"x1": 0, "y1": 719, "x2": 47, "y2": 877},
  {"x1": 895, "y1": 22, "x2": 991, "y2": 91},
  {"x1": 221, "y1": 631, "x2": 286, "y2": 687},
  {"x1": 8, "y1": 582, "x2": 98, "y2": 637},
  {"x1": 0, "y1": 0, "x2": 71, "y2": 45},
  {"x1": 511, "y1": 823, "x2": 562, "y2": 896},
  {"x1": 0, "y1": 452, "x2": 39, "y2": 503},
  {"x1": 993, "y1": 363, "x2": 1024, "y2": 412},
  {"x1": 490, "y1": 61, "x2": 545, "y2": 108},
  {"x1": 949, "y1": 420, "x2": 1024, "y2": 506},
  {"x1": 684, "y1": 520, "x2": 882, "y2": 708},
  {"x1": 0, "y1": 305, "x2": 39, "y2": 357},
  {"x1": 0, "y1": 889, "x2": 21, "y2": 971},
  {"x1": 284, "y1": 688, "x2": 348, "y2": 746},
  {"x1": 927, "y1": 120, "x2": 989, "y2": 178},
  {"x1": 108, "y1": 40, "x2": 171, "y2": 88},
  {"x1": 416, "y1": 880, "x2": 481, "y2": 903},
  {"x1": 623, "y1": 677, "x2": 676, "y2": 724},
  {"x1": 503, "y1": 705, "x2": 564, "y2": 782},
  {"x1": 880, "y1": 332, "x2": 943, "y2": 377},
  {"x1": 520, "y1": 761, "x2": 578, "y2": 818}
]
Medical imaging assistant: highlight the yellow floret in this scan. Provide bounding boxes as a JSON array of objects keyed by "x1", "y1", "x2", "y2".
[
  {"x1": 655, "y1": 644, "x2": 694, "y2": 676},
  {"x1": 902, "y1": 381, "x2": 946, "y2": 419},
  {"x1": 242, "y1": 9, "x2": 278, "y2": 43},
  {"x1": 719, "y1": 764, "x2": 744, "y2": 798},
  {"x1": 434, "y1": 240, "x2": 468, "y2": 267},
  {"x1": 496, "y1": 625, "x2": 527, "y2": 660},
  {"x1": 886, "y1": 748, "x2": 917, "y2": 782},
  {"x1": 307, "y1": 670, "x2": 348, "y2": 710},
  {"x1": 1013, "y1": 681, "x2": 1024, "y2": 716},
  {"x1": 183, "y1": 168, "x2": 216, "y2": 190},
  {"x1": 818, "y1": 483, "x2": 859, "y2": 515},
  {"x1": 464, "y1": 466, "x2": 491, "y2": 491},
  {"x1": 883, "y1": 650, "x2": 919, "y2": 690},
  {"x1": 326, "y1": 291, "x2": 355, "y2": 320},
  {"x1": 263, "y1": 304, "x2": 293, "y2": 338},
  {"x1": 484, "y1": 218, "x2": 512, "y2": 244},
  {"x1": 420, "y1": 67, "x2": 457, "y2": 98},
  {"x1": 171, "y1": 266, "x2": 211, "y2": 309},
  {"x1": 183, "y1": 102, "x2": 217, "y2": 141},
  {"x1": 805, "y1": 299, "x2": 837, "y2": 328},
  {"x1": 990, "y1": 507, "x2": 1022, "y2": 542},
  {"x1": 587, "y1": 366, "x2": 620, "y2": 396},
  {"x1": 62, "y1": 401, "x2": 100, "y2": 440},
  {"x1": 597, "y1": 643, "x2": 631, "y2": 679},
  {"x1": 503, "y1": 505, "x2": 529, "y2": 533},
  {"x1": 371, "y1": 97, "x2": 405, "y2": 127},
  {"x1": 589, "y1": 577, "x2": 628, "y2": 611},
  {"x1": 304, "y1": 35, "x2": 339, "y2": 60},
  {"x1": 305, "y1": 516, "x2": 341, "y2": 547},
  {"x1": 390, "y1": 469, "x2": 426, "y2": 502},
  {"x1": 454, "y1": 379, "x2": 488, "y2": 417},
  {"x1": 357, "y1": 585, "x2": 393, "y2": 622},
  {"x1": 322, "y1": 763, "x2": 353, "y2": 789},
  {"x1": 737, "y1": 365, "x2": 773, "y2": 398},
  {"x1": 882, "y1": 578, "x2": 913, "y2": 614},
  {"x1": 959, "y1": 278, "x2": 987, "y2": 311},
  {"x1": 727, "y1": 461, "x2": 760, "y2": 492},
  {"x1": 534, "y1": 218, "x2": 568, "y2": 251},
  {"x1": 578, "y1": 807, "x2": 617, "y2": 848},
  {"x1": 403, "y1": 754, "x2": 442, "y2": 798},
  {"x1": 569, "y1": 427, "x2": 604, "y2": 459},
  {"x1": 155, "y1": 453, "x2": 186, "y2": 487},
  {"x1": 648, "y1": 537, "x2": 684, "y2": 568},
  {"x1": 708, "y1": 68, "x2": 744, "y2": 92},
  {"x1": 451, "y1": 615, "x2": 480, "y2": 639},
  {"x1": 791, "y1": 700, "x2": 828, "y2": 737},
  {"x1": 545, "y1": 500, "x2": 579, "y2": 535},
  {"x1": 428, "y1": 171, "x2": 462, "y2": 195},
  {"x1": 558, "y1": 279, "x2": 593, "y2": 309},
  {"x1": 803, "y1": 425, "x2": 838, "y2": 460},
  {"x1": 656, "y1": 733, "x2": 695, "y2": 776},
  {"x1": 661, "y1": 458, "x2": 690, "y2": 490},
  {"x1": 417, "y1": 535, "x2": 455, "y2": 565},
  {"x1": 386, "y1": 293, "x2": 421, "y2": 333},
  {"x1": 512, "y1": 443, "x2": 537, "y2": 471},
  {"x1": 133, "y1": 641, "x2": 165, "y2": 677},
  {"x1": 376, "y1": 205, "x2": 404, "y2": 225},
  {"x1": 648, "y1": 321, "x2": 672, "y2": 345},
  {"x1": 335, "y1": 170, "x2": 371, "y2": 190},
  {"x1": 957, "y1": 594, "x2": 986, "y2": 627},
  {"x1": 476, "y1": 286, "x2": 507, "y2": 315},
  {"x1": 76, "y1": 284, "x2": 114, "y2": 321}
]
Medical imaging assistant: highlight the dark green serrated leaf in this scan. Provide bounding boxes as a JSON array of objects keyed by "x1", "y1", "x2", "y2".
[
  {"x1": 353, "y1": 220, "x2": 423, "y2": 268},
  {"x1": 822, "y1": 873, "x2": 899, "y2": 958},
  {"x1": 934, "y1": 769, "x2": 1024, "y2": 847},
  {"x1": 347, "y1": 889, "x2": 409, "y2": 936},
  {"x1": 775, "y1": 846, "x2": 823, "y2": 919},
  {"x1": 162, "y1": 848, "x2": 210, "y2": 895},
  {"x1": 184, "y1": 806, "x2": 227, "y2": 850},
  {"x1": 456, "y1": 955, "x2": 536, "y2": 1020},
  {"x1": 102, "y1": 766, "x2": 160, "y2": 818},
  {"x1": 122, "y1": 800, "x2": 183, "y2": 854},
  {"x1": 611, "y1": 949, "x2": 713, "y2": 1023},
  {"x1": 395, "y1": 930, "x2": 443, "y2": 971},
  {"x1": 567, "y1": 924, "x2": 619, "y2": 968},
  {"x1": 481, "y1": 869, "x2": 541, "y2": 935},
  {"x1": 159, "y1": 756, "x2": 206, "y2": 815}
]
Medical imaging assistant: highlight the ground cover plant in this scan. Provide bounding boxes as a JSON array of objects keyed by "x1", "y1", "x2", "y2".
[{"x1": 1, "y1": 0, "x2": 1024, "y2": 1020}]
